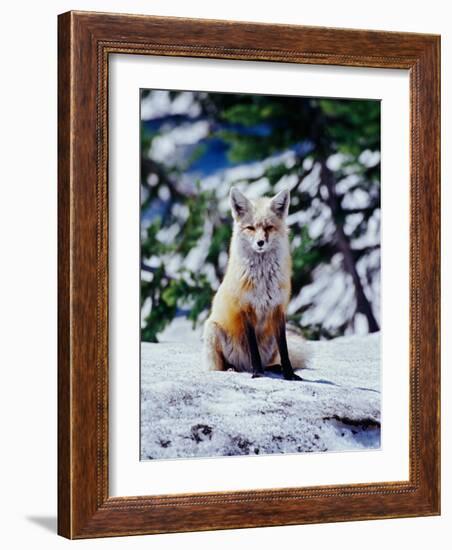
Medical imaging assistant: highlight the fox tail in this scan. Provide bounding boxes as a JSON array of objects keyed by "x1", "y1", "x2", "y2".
[{"x1": 287, "y1": 330, "x2": 311, "y2": 371}]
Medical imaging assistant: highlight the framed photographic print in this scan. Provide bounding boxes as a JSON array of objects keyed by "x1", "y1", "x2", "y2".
[{"x1": 58, "y1": 11, "x2": 440, "y2": 538}]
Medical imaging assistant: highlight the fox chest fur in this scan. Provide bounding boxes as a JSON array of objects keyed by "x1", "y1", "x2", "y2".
[{"x1": 238, "y1": 251, "x2": 290, "y2": 320}]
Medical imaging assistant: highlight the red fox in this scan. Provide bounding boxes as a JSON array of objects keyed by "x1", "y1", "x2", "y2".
[{"x1": 203, "y1": 187, "x2": 307, "y2": 380}]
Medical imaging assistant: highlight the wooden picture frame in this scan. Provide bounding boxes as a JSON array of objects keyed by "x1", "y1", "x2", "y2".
[{"x1": 58, "y1": 10, "x2": 440, "y2": 539}]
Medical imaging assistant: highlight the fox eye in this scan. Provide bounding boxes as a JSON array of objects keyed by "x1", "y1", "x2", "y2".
[
  {"x1": 245, "y1": 225, "x2": 255, "y2": 231},
  {"x1": 265, "y1": 225, "x2": 274, "y2": 231}
]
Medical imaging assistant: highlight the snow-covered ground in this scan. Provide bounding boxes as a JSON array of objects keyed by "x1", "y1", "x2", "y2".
[{"x1": 140, "y1": 333, "x2": 381, "y2": 460}]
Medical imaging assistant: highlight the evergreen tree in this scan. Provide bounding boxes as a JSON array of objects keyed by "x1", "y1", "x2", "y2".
[{"x1": 140, "y1": 90, "x2": 381, "y2": 341}]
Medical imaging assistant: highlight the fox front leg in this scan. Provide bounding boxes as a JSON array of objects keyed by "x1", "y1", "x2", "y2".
[
  {"x1": 275, "y1": 312, "x2": 303, "y2": 381},
  {"x1": 245, "y1": 321, "x2": 265, "y2": 378}
]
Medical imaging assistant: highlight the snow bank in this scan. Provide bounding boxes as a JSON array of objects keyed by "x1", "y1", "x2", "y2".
[{"x1": 140, "y1": 333, "x2": 381, "y2": 460}]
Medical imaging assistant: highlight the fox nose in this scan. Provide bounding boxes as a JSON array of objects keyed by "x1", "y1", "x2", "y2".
[{"x1": 257, "y1": 240, "x2": 265, "y2": 247}]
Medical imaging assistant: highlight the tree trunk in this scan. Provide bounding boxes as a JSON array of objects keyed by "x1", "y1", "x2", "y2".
[{"x1": 320, "y1": 161, "x2": 379, "y2": 333}]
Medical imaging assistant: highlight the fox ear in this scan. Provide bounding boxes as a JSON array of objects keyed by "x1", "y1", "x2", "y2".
[
  {"x1": 230, "y1": 187, "x2": 251, "y2": 220},
  {"x1": 270, "y1": 189, "x2": 290, "y2": 218}
]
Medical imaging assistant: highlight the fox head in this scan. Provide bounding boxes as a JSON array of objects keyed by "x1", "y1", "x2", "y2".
[{"x1": 229, "y1": 187, "x2": 290, "y2": 255}]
